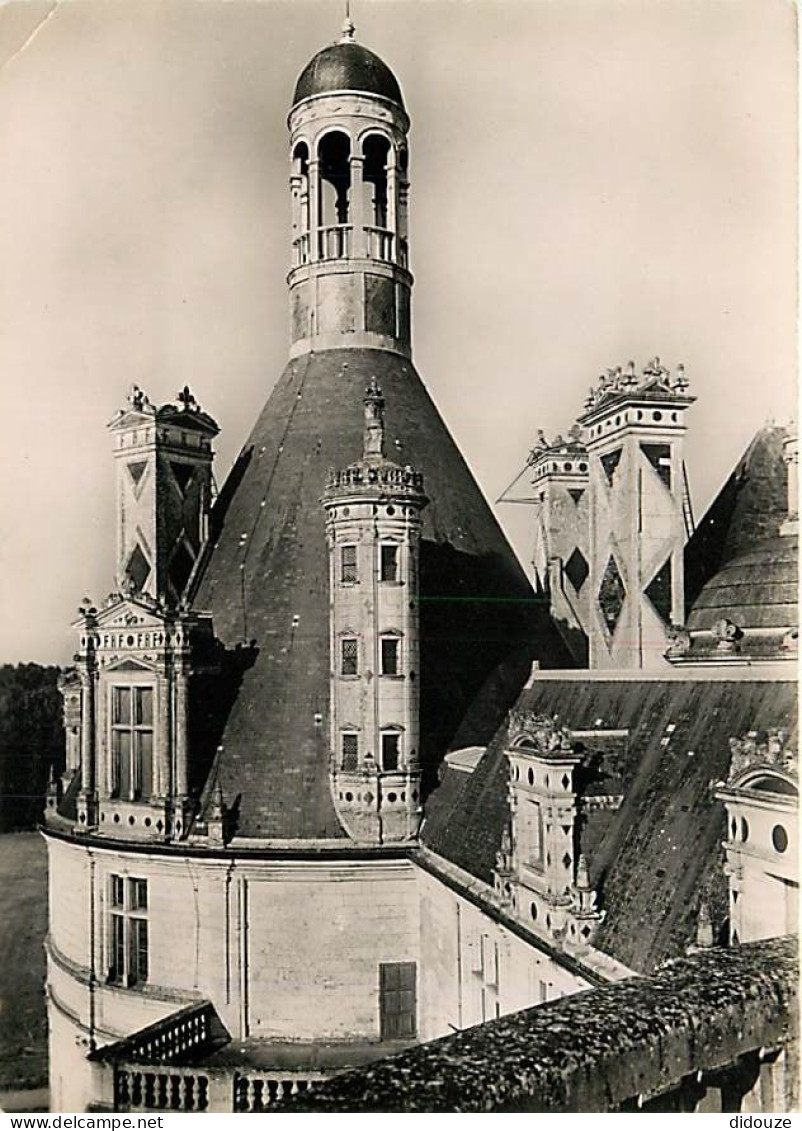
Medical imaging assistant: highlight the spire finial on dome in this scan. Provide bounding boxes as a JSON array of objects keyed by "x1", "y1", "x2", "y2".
[{"x1": 341, "y1": 0, "x2": 356, "y2": 42}]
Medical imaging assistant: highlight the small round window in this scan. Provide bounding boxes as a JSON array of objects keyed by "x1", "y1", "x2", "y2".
[
  {"x1": 741, "y1": 817, "x2": 749, "y2": 842},
  {"x1": 772, "y1": 824, "x2": 788, "y2": 853}
]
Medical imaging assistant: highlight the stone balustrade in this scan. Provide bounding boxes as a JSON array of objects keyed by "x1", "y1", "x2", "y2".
[
  {"x1": 233, "y1": 1073, "x2": 324, "y2": 1112},
  {"x1": 291, "y1": 225, "x2": 408, "y2": 268}
]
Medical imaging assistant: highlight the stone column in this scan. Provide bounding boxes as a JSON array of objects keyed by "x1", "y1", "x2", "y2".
[
  {"x1": 386, "y1": 152, "x2": 398, "y2": 249},
  {"x1": 349, "y1": 155, "x2": 365, "y2": 257},
  {"x1": 783, "y1": 435, "x2": 798, "y2": 519},
  {"x1": 156, "y1": 665, "x2": 171, "y2": 798},
  {"x1": 398, "y1": 181, "x2": 410, "y2": 242},
  {"x1": 308, "y1": 159, "x2": 320, "y2": 262},
  {"x1": 174, "y1": 665, "x2": 189, "y2": 798},
  {"x1": 80, "y1": 667, "x2": 95, "y2": 795},
  {"x1": 289, "y1": 172, "x2": 303, "y2": 261}
]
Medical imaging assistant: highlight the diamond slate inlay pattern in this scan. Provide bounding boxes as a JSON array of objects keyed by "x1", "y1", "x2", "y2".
[
  {"x1": 598, "y1": 555, "x2": 626, "y2": 633},
  {"x1": 645, "y1": 557, "x2": 673, "y2": 624},
  {"x1": 170, "y1": 461, "x2": 195, "y2": 495},
  {"x1": 564, "y1": 547, "x2": 589, "y2": 593},
  {"x1": 125, "y1": 544, "x2": 151, "y2": 591},
  {"x1": 127, "y1": 461, "x2": 147, "y2": 489},
  {"x1": 600, "y1": 448, "x2": 623, "y2": 486}
]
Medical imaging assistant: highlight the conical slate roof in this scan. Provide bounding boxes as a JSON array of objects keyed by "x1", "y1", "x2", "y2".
[{"x1": 192, "y1": 348, "x2": 571, "y2": 839}]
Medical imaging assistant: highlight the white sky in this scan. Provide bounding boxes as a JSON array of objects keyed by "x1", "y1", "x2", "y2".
[{"x1": 0, "y1": 0, "x2": 796, "y2": 662}]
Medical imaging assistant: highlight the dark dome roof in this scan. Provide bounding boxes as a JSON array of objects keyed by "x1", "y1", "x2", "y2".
[
  {"x1": 687, "y1": 534, "x2": 798, "y2": 632},
  {"x1": 293, "y1": 39, "x2": 404, "y2": 109}
]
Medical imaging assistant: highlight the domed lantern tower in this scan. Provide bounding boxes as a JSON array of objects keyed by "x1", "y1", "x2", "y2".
[
  {"x1": 188, "y1": 18, "x2": 562, "y2": 841},
  {"x1": 287, "y1": 16, "x2": 412, "y2": 358}
]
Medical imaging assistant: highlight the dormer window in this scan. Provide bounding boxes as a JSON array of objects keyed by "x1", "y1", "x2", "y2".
[
  {"x1": 110, "y1": 685, "x2": 154, "y2": 801},
  {"x1": 341, "y1": 545, "x2": 358, "y2": 584}
]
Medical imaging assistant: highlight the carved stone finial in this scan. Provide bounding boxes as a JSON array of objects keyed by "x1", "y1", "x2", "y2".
[
  {"x1": 665, "y1": 624, "x2": 691, "y2": 658},
  {"x1": 696, "y1": 901, "x2": 714, "y2": 949},
  {"x1": 575, "y1": 854, "x2": 591, "y2": 891},
  {"x1": 711, "y1": 617, "x2": 743, "y2": 653},
  {"x1": 728, "y1": 728, "x2": 796, "y2": 781},
  {"x1": 673, "y1": 363, "x2": 689, "y2": 391},
  {"x1": 340, "y1": 4, "x2": 356, "y2": 42},
  {"x1": 508, "y1": 711, "x2": 574, "y2": 756},
  {"x1": 780, "y1": 629, "x2": 798, "y2": 654},
  {"x1": 209, "y1": 783, "x2": 225, "y2": 822},
  {"x1": 128, "y1": 384, "x2": 146, "y2": 410},
  {"x1": 177, "y1": 385, "x2": 197, "y2": 412}
]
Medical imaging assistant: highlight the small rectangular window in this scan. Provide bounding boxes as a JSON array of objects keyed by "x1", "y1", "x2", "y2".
[
  {"x1": 130, "y1": 878, "x2": 148, "y2": 911},
  {"x1": 341, "y1": 637, "x2": 359, "y2": 676},
  {"x1": 110, "y1": 875, "x2": 125, "y2": 907},
  {"x1": 380, "y1": 637, "x2": 399, "y2": 676},
  {"x1": 130, "y1": 918, "x2": 149, "y2": 985},
  {"x1": 379, "y1": 962, "x2": 417, "y2": 1040},
  {"x1": 380, "y1": 545, "x2": 399, "y2": 582},
  {"x1": 341, "y1": 733, "x2": 358, "y2": 771},
  {"x1": 341, "y1": 545, "x2": 358, "y2": 584},
  {"x1": 135, "y1": 687, "x2": 153, "y2": 727},
  {"x1": 110, "y1": 914, "x2": 125, "y2": 981},
  {"x1": 381, "y1": 733, "x2": 400, "y2": 772}
]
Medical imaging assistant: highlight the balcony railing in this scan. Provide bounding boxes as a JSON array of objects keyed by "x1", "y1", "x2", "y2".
[
  {"x1": 233, "y1": 1073, "x2": 324, "y2": 1112},
  {"x1": 292, "y1": 226, "x2": 409, "y2": 268},
  {"x1": 317, "y1": 224, "x2": 352, "y2": 260},
  {"x1": 292, "y1": 232, "x2": 310, "y2": 266},
  {"x1": 112, "y1": 1065, "x2": 324, "y2": 1113},
  {"x1": 114, "y1": 1066, "x2": 214, "y2": 1112}
]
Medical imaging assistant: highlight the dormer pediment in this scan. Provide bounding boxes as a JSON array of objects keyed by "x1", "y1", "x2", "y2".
[
  {"x1": 108, "y1": 406, "x2": 158, "y2": 432},
  {"x1": 93, "y1": 596, "x2": 169, "y2": 632},
  {"x1": 104, "y1": 656, "x2": 158, "y2": 675}
]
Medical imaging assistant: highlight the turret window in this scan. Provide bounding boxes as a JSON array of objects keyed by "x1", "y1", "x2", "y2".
[
  {"x1": 380, "y1": 544, "x2": 399, "y2": 582},
  {"x1": 341, "y1": 637, "x2": 359, "y2": 676},
  {"x1": 341, "y1": 733, "x2": 358, "y2": 771},
  {"x1": 341, "y1": 545, "x2": 358, "y2": 584},
  {"x1": 381, "y1": 732, "x2": 400, "y2": 772},
  {"x1": 108, "y1": 875, "x2": 149, "y2": 987},
  {"x1": 380, "y1": 636, "x2": 400, "y2": 676},
  {"x1": 110, "y1": 685, "x2": 154, "y2": 801}
]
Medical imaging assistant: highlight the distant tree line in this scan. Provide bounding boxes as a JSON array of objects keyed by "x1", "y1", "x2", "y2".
[{"x1": 0, "y1": 664, "x2": 64, "y2": 832}]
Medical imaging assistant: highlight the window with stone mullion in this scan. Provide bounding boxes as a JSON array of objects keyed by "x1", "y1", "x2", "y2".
[
  {"x1": 110, "y1": 685, "x2": 154, "y2": 801},
  {"x1": 108, "y1": 875, "x2": 149, "y2": 987}
]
